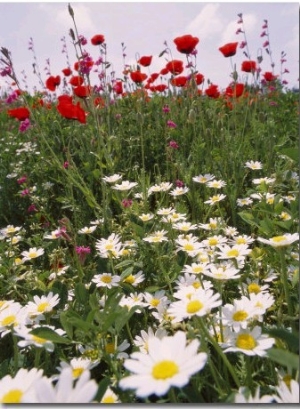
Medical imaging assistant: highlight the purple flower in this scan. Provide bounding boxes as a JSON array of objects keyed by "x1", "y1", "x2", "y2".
[
  {"x1": 19, "y1": 118, "x2": 31, "y2": 133},
  {"x1": 162, "y1": 105, "x2": 170, "y2": 113},
  {"x1": 27, "y1": 204, "x2": 37, "y2": 213},
  {"x1": 75, "y1": 246, "x2": 91, "y2": 265},
  {"x1": 122, "y1": 198, "x2": 133, "y2": 208},
  {"x1": 17, "y1": 175, "x2": 27, "y2": 185},
  {"x1": 167, "y1": 120, "x2": 177, "y2": 128},
  {"x1": 169, "y1": 140, "x2": 179, "y2": 149},
  {"x1": 175, "y1": 179, "x2": 184, "y2": 188}
]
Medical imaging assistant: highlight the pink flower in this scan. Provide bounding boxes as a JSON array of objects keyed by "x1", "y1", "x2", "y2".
[
  {"x1": 63, "y1": 161, "x2": 69, "y2": 169},
  {"x1": 169, "y1": 140, "x2": 179, "y2": 149},
  {"x1": 263, "y1": 41, "x2": 269, "y2": 48},
  {"x1": 27, "y1": 204, "x2": 37, "y2": 213},
  {"x1": 21, "y1": 188, "x2": 30, "y2": 196},
  {"x1": 19, "y1": 118, "x2": 31, "y2": 132},
  {"x1": 167, "y1": 120, "x2": 177, "y2": 128},
  {"x1": 162, "y1": 105, "x2": 170, "y2": 113},
  {"x1": 122, "y1": 198, "x2": 133, "y2": 208},
  {"x1": 75, "y1": 245, "x2": 91, "y2": 264},
  {"x1": 17, "y1": 175, "x2": 27, "y2": 185},
  {"x1": 175, "y1": 179, "x2": 185, "y2": 188}
]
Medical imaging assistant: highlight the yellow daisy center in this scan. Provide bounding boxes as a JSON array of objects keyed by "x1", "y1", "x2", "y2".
[
  {"x1": 236, "y1": 237, "x2": 246, "y2": 244},
  {"x1": 2, "y1": 315, "x2": 16, "y2": 326},
  {"x1": 248, "y1": 283, "x2": 261, "y2": 294},
  {"x1": 233, "y1": 310, "x2": 248, "y2": 321},
  {"x1": 235, "y1": 333, "x2": 257, "y2": 350},
  {"x1": 102, "y1": 396, "x2": 116, "y2": 403},
  {"x1": 192, "y1": 281, "x2": 201, "y2": 289},
  {"x1": 105, "y1": 343, "x2": 115, "y2": 354},
  {"x1": 183, "y1": 243, "x2": 195, "y2": 251},
  {"x1": 2, "y1": 389, "x2": 23, "y2": 403},
  {"x1": 37, "y1": 302, "x2": 50, "y2": 313},
  {"x1": 152, "y1": 360, "x2": 179, "y2": 380},
  {"x1": 283, "y1": 374, "x2": 292, "y2": 388},
  {"x1": 271, "y1": 236, "x2": 286, "y2": 242},
  {"x1": 29, "y1": 252, "x2": 38, "y2": 258},
  {"x1": 227, "y1": 249, "x2": 239, "y2": 257},
  {"x1": 124, "y1": 275, "x2": 135, "y2": 284},
  {"x1": 186, "y1": 300, "x2": 203, "y2": 314},
  {"x1": 72, "y1": 367, "x2": 84, "y2": 378},
  {"x1": 101, "y1": 275, "x2": 112, "y2": 284},
  {"x1": 208, "y1": 238, "x2": 218, "y2": 246},
  {"x1": 105, "y1": 244, "x2": 114, "y2": 250},
  {"x1": 32, "y1": 335, "x2": 47, "y2": 344},
  {"x1": 150, "y1": 298, "x2": 160, "y2": 307}
]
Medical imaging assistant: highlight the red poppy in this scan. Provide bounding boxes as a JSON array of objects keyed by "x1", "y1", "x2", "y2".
[
  {"x1": 160, "y1": 67, "x2": 169, "y2": 76},
  {"x1": 171, "y1": 76, "x2": 188, "y2": 87},
  {"x1": 130, "y1": 71, "x2": 148, "y2": 83},
  {"x1": 69, "y1": 76, "x2": 84, "y2": 87},
  {"x1": 58, "y1": 94, "x2": 73, "y2": 105},
  {"x1": 219, "y1": 42, "x2": 238, "y2": 58},
  {"x1": 91, "y1": 34, "x2": 105, "y2": 45},
  {"x1": 74, "y1": 62, "x2": 79, "y2": 71},
  {"x1": 62, "y1": 67, "x2": 72, "y2": 76},
  {"x1": 73, "y1": 85, "x2": 92, "y2": 98},
  {"x1": 147, "y1": 73, "x2": 160, "y2": 83},
  {"x1": 205, "y1": 84, "x2": 220, "y2": 98},
  {"x1": 263, "y1": 71, "x2": 278, "y2": 82},
  {"x1": 153, "y1": 84, "x2": 168, "y2": 92},
  {"x1": 45, "y1": 75, "x2": 61, "y2": 91},
  {"x1": 138, "y1": 55, "x2": 152, "y2": 67},
  {"x1": 173, "y1": 34, "x2": 199, "y2": 54},
  {"x1": 241, "y1": 60, "x2": 257, "y2": 73},
  {"x1": 113, "y1": 81, "x2": 123, "y2": 95},
  {"x1": 225, "y1": 83, "x2": 245, "y2": 98},
  {"x1": 165, "y1": 60, "x2": 184, "y2": 76},
  {"x1": 194, "y1": 73, "x2": 205, "y2": 85},
  {"x1": 94, "y1": 97, "x2": 106, "y2": 107},
  {"x1": 7, "y1": 107, "x2": 30, "y2": 121},
  {"x1": 57, "y1": 100, "x2": 87, "y2": 124}
]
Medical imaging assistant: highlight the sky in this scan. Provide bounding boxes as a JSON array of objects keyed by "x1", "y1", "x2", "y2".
[{"x1": 0, "y1": 0, "x2": 299, "y2": 94}]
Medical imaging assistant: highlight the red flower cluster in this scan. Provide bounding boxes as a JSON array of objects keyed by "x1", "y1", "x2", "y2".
[
  {"x1": 219, "y1": 42, "x2": 238, "y2": 58},
  {"x1": 205, "y1": 84, "x2": 220, "y2": 98},
  {"x1": 174, "y1": 34, "x2": 199, "y2": 54},
  {"x1": 241, "y1": 60, "x2": 257, "y2": 73},
  {"x1": 165, "y1": 60, "x2": 184, "y2": 76},
  {"x1": 45, "y1": 75, "x2": 61, "y2": 91},
  {"x1": 263, "y1": 71, "x2": 278, "y2": 82},
  {"x1": 57, "y1": 95, "x2": 87, "y2": 124},
  {"x1": 91, "y1": 34, "x2": 105, "y2": 45},
  {"x1": 130, "y1": 71, "x2": 148, "y2": 83},
  {"x1": 225, "y1": 83, "x2": 245, "y2": 98},
  {"x1": 7, "y1": 107, "x2": 30, "y2": 121}
]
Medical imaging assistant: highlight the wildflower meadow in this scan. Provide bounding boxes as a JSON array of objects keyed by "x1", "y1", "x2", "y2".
[{"x1": 0, "y1": 3, "x2": 299, "y2": 404}]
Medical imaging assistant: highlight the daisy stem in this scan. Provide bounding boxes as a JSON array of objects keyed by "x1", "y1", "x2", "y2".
[
  {"x1": 12, "y1": 334, "x2": 19, "y2": 374},
  {"x1": 34, "y1": 347, "x2": 42, "y2": 368},
  {"x1": 198, "y1": 318, "x2": 240, "y2": 388},
  {"x1": 278, "y1": 248, "x2": 295, "y2": 333},
  {"x1": 168, "y1": 387, "x2": 178, "y2": 403},
  {"x1": 245, "y1": 355, "x2": 253, "y2": 392}
]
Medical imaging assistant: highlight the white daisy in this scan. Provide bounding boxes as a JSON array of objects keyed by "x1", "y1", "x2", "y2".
[
  {"x1": 192, "y1": 174, "x2": 215, "y2": 184},
  {"x1": 206, "y1": 179, "x2": 227, "y2": 189},
  {"x1": 102, "y1": 173, "x2": 122, "y2": 183},
  {"x1": 119, "y1": 331, "x2": 208, "y2": 397},
  {"x1": 245, "y1": 160, "x2": 263, "y2": 170},
  {"x1": 21, "y1": 247, "x2": 44, "y2": 261},
  {"x1": 237, "y1": 197, "x2": 253, "y2": 207},
  {"x1": 234, "y1": 386, "x2": 274, "y2": 403},
  {"x1": 56, "y1": 357, "x2": 99, "y2": 379},
  {"x1": 0, "y1": 368, "x2": 44, "y2": 403},
  {"x1": 101, "y1": 387, "x2": 121, "y2": 403},
  {"x1": 92, "y1": 273, "x2": 121, "y2": 289},
  {"x1": 78, "y1": 225, "x2": 97, "y2": 234},
  {"x1": 139, "y1": 213, "x2": 154, "y2": 222},
  {"x1": 169, "y1": 186, "x2": 189, "y2": 196},
  {"x1": 133, "y1": 327, "x2": 168, "y2": 354},
  {"x1": 203, "y1": 262, "x2": 241, "y2": 281},
  {"x1": 143, "y1": 290, "x2": 170, "y2": 310},
  {"x1": 122, "y1": 270, "x2": 145, "y2": 287},
  {"x1": 143, "y1": 230, "x2": 168, "y2": 243},
  {"x1": 204, "y1": 194, "x2": 226, "y2": 205},
  {"x1": 26, "y1": 292, "x2": 60, "y2": 319},
  {"x1": 257, "y1": 233, "x2": 299, "y2": 248},
  {"x1": 220, "y1": 297, "x2": 256, "y2": 332},
  {"x1": 111, "y1": 180, "x2": 138, "y2": 191},
  {"x1": 273, "y1": 379, "x2": 299, "y2": 403}
]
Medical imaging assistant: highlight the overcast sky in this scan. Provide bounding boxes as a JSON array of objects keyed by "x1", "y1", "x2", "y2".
[{"x1": 0, "y1": 1, "x2": 299, "y2": 93}]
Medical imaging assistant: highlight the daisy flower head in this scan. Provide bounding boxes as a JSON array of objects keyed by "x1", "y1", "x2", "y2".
[
  {"x1": 111, "y1": 180, "x2": 138, "y2": 191},
  {"x1": 169, "y1": 186, "x2": 189, "y2": 196},
  {"x1": 0, "y1": 303, "x2": 29, "y2": 337},
  {"x1": 104, "y1": 337, "x2": 130, "y2": 359},
  {"x1": 221, "y1": 297, "x2": 256, "y2": 332},
  {"x1": 143, "y1": 290, "x2": 170, "y2": 310},
  {"x1": 245, "y1": 160, "x2": 263, "y2": 170},
  {"x1": 96, "y1": 233, "x2": 123, "y2": 258},
  {"x1": 34, "y1": 367, "x2": 98, "y2": 403},
  {"x1": 21, "y1": 247, "x2": 44, "y2": 261},
  {"x1": 0, "y1": 367, "x2": 44, "y2": 403},
  {"x1": 139, "y1": 213, "x2": 154, "y2": 222},
  {"x1": 133, "y1": 327, "x2": 168, "y2": 354},
  {"x1": 222, "y1": 325, "x2": 275, "y2": 356},
  {"x1": 192, "y1": 174, "x2": 215, "y2": 184},
  {"x1": 156, "y1": 207, "x2": 175, "y2": 216},
  {"x1": 181, "y1": 262, "x2": 210, "y2": 276},
  {"x1": 248, "y1": 292, "x2": 275, "y2": 319},
  {"x1": 15, "y1": 325, "x2": 62, "y2": 353},
  {"x1": 203, "y1": 261, "x2": 241, "y2": 281},
  {"x1": 204, "y1": 194, "x2": 226, "y2": 206},
  {"x1": 202, "y1": 234, "x2": 228, "y2": 249},
  {"x1": 252, "y1": 177, "x2": 276, "y2": 185},
  {"x1": 92, "y1": 272, "x2": 121, "y2": 289},
  {"x1": 175, "y1": 234, "x2": 203, "y2": 257},
  {"x1": 237, "y1": 197, "x2": 253, "y2": 207},
  {"x1": 216, "y1": 244, "x2": 251, "y2": 262},
  {"x1": 172, "y1": 221, "x2": 198, "y2": 232},
  {"x1": 198, "y1": 217, "x2": 223, "y2": 231},
  {"x1": 26, "y1": 292, "x2": 60, "y2": 319},
  {"x1": 122, "y1": 270, "x2": 145, "y2": 287},
  {"x1": 229, "y1": 234, "x2": 254, "y2": 246},
  {"x1": 78, "y1": 225, "x2": 97, "y2": 235},
  {"x1": 101, "y1": 386, "x2": 121, "y2": 403},
  {"x1": 257, "y1": 233, "x2": 299, "y2": 248},
  {"x1": 143, "y1": 230, "x2": 169, "y2": 243},
  {"x1": 161, "y1": 211, "x2": 187, "y2": 224},
  {"x1": 57, "y1": 357, "x2": 99, "y2": 379},
  {"x1": 102, "y1": 173, "x2": 122, "y2": 183},
  {"x1": 273, "y1": 379, "x2": 299, "y2": 403},
  {"x1": 206, "y1": 179, "x2": 227, "y2": 189},
  {"x1": 168, "y1": 288, "x2": 221, "y2": 323},
  {"x1": 119, "y1": 331, "x2": 207, "y2": 398},
  {"x1": 119, "y1": 292, "x2": 147, "y2": 312}
]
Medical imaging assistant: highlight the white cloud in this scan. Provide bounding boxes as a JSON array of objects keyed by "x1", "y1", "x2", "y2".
[{"x1": 185, "y1": 4, "x2": 224, "y2": 40}]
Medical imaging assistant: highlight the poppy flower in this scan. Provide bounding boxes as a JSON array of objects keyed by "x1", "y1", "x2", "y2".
[
  {"x1": 62, "y1": 67, "x2": 72, "y2": 76},
  {"x1": 113, "y1": 81, "x2": 123, "y2": 95},
  {"x1": 147, "y1": 73, "x2": 160, "y2": 83},
  {"x1": 69, "y1": 76, "x2": 84, "y2": 87},
  {"x1": 205, "y1": 84, "x2": 220, "y2": 98},
  {"x1": 165, "y1": 60, "x2": 184, "y2": 76},
  {"x1": 219, "y1": 42, "x2": 238, "y2": 58},
  {"x1": 173, "y1": 34, "x2": 199, "y2": 54},
  {"x1": 225, "y1": 83, "x2": 245, "y2": 98},
  {"x1": 153, "y1": 84, "x2": 168, "y2": 92},
  {"x1": 73, "y1": 85, "x2": 92, "y2": 98},
  {"x1": 91, "y1": 34, "x2": 105, "y2": 45},
  {"x1": 58, "y1": 94, "x2": 73, "y2": 105},
  {"x1": 57, "y1": 100, "x2": 87, "y2": 124},
  {"x1": 45, "y1": 75, "x2": 61, "y2": 91},
  {"x1": 94, "y1": 97, "x2": 106, "y2": 107},
  {"x1": 130, "y1": 71, "x2": 148, "y2": 83},
  {"x1": 160, "y1": 67, "x2": 169, "y2": 76},
  {"x1": 138, "y1": 56, "x2": 152, "y2": 67},
  {"x1": 241, "y1": 60, "x2": 257, "y2": 73},
  {"x1": 171, "y1": 76, "x2": 188, "y2": 87},
  {"x1": 7, "y1": 107, "x2": 30, "y2": 121},
  {"x1": 194, "y1": 73, "x2": 204, "y2": 85},
  {"x1": 263, "y1": 71, "x2": 278, "y2": 82}
]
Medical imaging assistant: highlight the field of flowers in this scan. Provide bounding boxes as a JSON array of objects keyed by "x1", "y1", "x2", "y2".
[{"x1": 0, "y1": 4, "x2": 299, "y2": 404}]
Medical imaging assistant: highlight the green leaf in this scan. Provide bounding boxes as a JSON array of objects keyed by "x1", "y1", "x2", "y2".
[
  {"x1": 94, "y1": 377, "x2": 111, "y2": 402},
  {"x1": 50, "y1": 281, "x2": 69, "y2": 309},
  {"x1": 267, "y1": 348, "x2": 299, "y2": 370},
  {"x1": 60, "y1": 312, "x2": 74, "y2": 339},
  {"x1": 29, "y1": 327, "x2": 72, "y2": 344},
  {"x1": 264, "y1": 328, "x2": 299, "y2": 353},
  {"x1": 278, "y1": 147, "x2": 299, "y2": 162},
  {"x1": 75, "y1": 282, "x2": 89, "y2": 304}
]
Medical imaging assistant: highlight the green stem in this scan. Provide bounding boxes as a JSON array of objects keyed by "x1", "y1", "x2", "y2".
[
  {"x1": 198, "y1": 318, "x2": 240, "y2": 388},
  {"x1": 278, "y1": 248, "x2": 295, "y2": 333}
]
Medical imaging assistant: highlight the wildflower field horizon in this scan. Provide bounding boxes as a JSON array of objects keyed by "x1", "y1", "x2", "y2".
[{"x1": 0, "y1": 3, "x2": 299, "y2": 404}]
